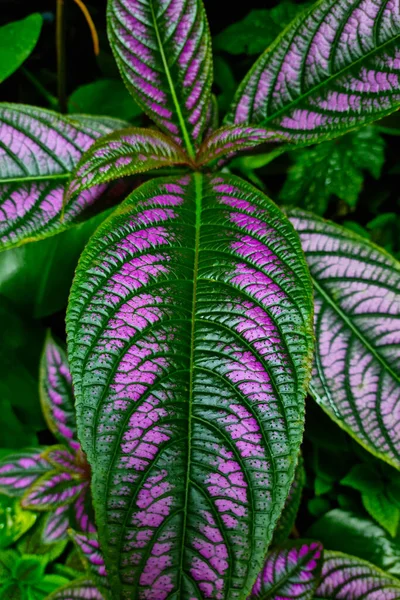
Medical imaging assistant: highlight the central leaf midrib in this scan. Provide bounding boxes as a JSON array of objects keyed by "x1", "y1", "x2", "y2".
[
  {"x1": 177, "y1": 172, "x2": 202, "y2": 597},
  {"x1": 150, "y1": 2, "x2": 195, "y2": 160},
  {"x1": 0, "y1": 174, "x2": 70, "y2": 184}
]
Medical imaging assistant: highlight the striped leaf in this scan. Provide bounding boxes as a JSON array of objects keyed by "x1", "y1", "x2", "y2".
[
  {"x1": 289, "y1": 210, "x2": 400, "y2": 469},
  {"x1": 40, "y1": 334, "x2": 78, "y2": 451},
  {"x1": 22, "y1": 471, "x2": 87, "y2": 511},
  {"x1": 45, "y1": 579, "x2": 106, "y2": 600},
  {"x1": 0, "y1": 104, "x2": 126, "y2": 251},
  {"x1": 70, "y1": 531, "x2": 108, "y2": 585},
  {"x1": 0, "y1": 449, "x2": 50, "y2": 497},
  {"x1": 250, "y1": 541, "x2": 323, "y2": 599},
  {"x1": 227, "y1": 0, "x2": 400, "y2": 145},
  {"x1": 107, "y1": 0, "x2": 213, "y2": 158},
  {"x1": 66, "y1": 173, "x2": 314, "y2": 598},
  {"x1": 65, "y1": 127, "x2": 192, "y2": 204},
  {"x1": 196, "y1": 126, "x2": 280, "y2": 167},
  {"x1": 315, "y1": 551, "x2": 400, "y2": 599},
  {"x1": 42, "y1": 506, "x2": 70, "y2": 544}
]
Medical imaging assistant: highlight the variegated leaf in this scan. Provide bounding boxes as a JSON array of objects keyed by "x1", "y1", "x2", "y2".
[
  {"x1": 22, "y1": 471, "x2": 87, "y2": 511},
  {"x1": 65, "y1": 127, "x2": 192, "y2": 204},
  {"x1": 44, "y1": 447, "x2": 85, "y2": 476},
  {"x1": 107, "y1": 0, "x2": 213, "y2": 157},
  {"x1": 289, "y1": 210, "x2": 400, "y2": 470},
  {"x1": 315, "y1": 551, "x2": 400, "y2": 599},
  {"x1": 251, "y1": 541, "x2": 323, "y2": 599},
  {"x1": 0, "y1": 449, "x2": 50, "y2": 497},
  {"x1": 227, "y1": 0, "x2": 400, "y2": 145},
  {"x1": 45, "y1": 579, "x2": 106, "y2": 600},
  {"x1": 0, "y1": 104, "x2": 126, "y2": 251},
  {"x1": 272, "y1": 455, "x2": 305, "y2": 546},
  {"x1": 196, "y1": 125, "x2": 281, "y2": 167},
  {"x1": 72, "y1": 488, "x2": 96, "y2": 534},
  {"x1": 70, "y1": 531, "x2": 108, "y2": 584},
  {"x1": 67, "y1": 173, "x2": 314, "y2": 598},
  {"x1": 42, "y1": 506, "x2": 70, "y2": 544},
  {"x1": 40, "y1": 334, "x2": 78, "y2": 451}
]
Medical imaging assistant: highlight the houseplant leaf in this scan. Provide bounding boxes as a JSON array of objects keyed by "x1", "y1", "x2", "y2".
[
  {"x1": 289, "y1": 210, "x2": 400, "y2": 469},
  {"x1": 272, "y1": 456, "x2": 306, "y2": 546},
  {"x1": 65, "y1": 127, "x2": 191, "y2": 203},
  {"x1": 0, "y1": 104, "x2": 126, "y2": 251},
  {"x1": 250, "y1": 541, "x2": 323, "y2": 599},
  {"x1": 67, "y1": 173, "x2": 314, "y2": 598},
  {"x1": 107, "y1": 0, "x2": 212, "y2": 157},
  {"x1": 0, "y1": 449, "x2": 50, "y2": 497},
  {"x1": 40, "y1": 334, "x2": 78, "y2": 451},
  {"x1": 0, "y1": 14, "x2": 43, "y2": 83},
  {"x1": 227, "y1": 0, "x2": 400, "y2": 145},
  {"x1": 314, "y1": 551, "x2": 400, "y2": 599},
  {"x1": 44, "y1": 579, "x2": 106, "y2": 600}
]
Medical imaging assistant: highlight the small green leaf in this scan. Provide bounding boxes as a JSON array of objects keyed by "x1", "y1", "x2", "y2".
[
  {"x1": 0, "y1": 14, "x2": 43, "y2": 84},
  {"x1": 315, "y1": 476, "x2": 333, "y2": 497},
  {"x1": 68, "y1": 79, "x2": 142, "y2": 122},
  {"x1": 341, "y1": 464, "x2": 383, "y2": 494},
  {"x1": 308, "y1": 497, "x2": 331, "y2": 517},
  {"x1": 362, "y1": 493, "x2": 400, "y2": 537},
  {"x1": 13, "y1": 557, "x2": 45, "y2": 584},
  {"x1": 281, "y1": 128, "x2": 385, "y2": 214},
  {"x1": 214, "y1": 3, "x2": 310, "y2": 55}
]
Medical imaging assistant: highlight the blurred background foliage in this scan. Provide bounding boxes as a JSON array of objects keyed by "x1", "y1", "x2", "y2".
[{"x1": 0, "y1": 0, "x2": 400, "y2": 588}]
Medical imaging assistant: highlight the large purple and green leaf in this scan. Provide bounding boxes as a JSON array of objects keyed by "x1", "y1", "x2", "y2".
[
  {"x1": 67, "y1": 174, "x2": 314, "y2": 598},
  {"x1": 289, "y1": 210, "x2": 400, "y2": 470},
  {"x1": 0, "y1": 104, "x2": 126, "y2": 251},
  {"x1": 107, "y1": 0, "x2": 213, "y2": 158},
  {"x1": 314, "y1": 551, "x2": 400, "y2": 599},
  {"x1": 227, "y1": 0, "x2": 400, "y2": 144}
]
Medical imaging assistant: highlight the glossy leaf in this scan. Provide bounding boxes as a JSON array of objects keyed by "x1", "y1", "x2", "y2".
[
  {"x1": 0, "y1": 104, "x2": 126, "y2": 251},
  {"x1": 227, "y1": 0, "x2": 400, "y2": 144},
  {"x1": 196, "y1": 125, "x2": 281, "y2": 167},
  {"x1": 107, "y1": 0, "x2": 213, "y2": 157},
  {"x1": 45, "y1": 579, "x2": 106, "y2": 600},
  {"x1": 67, "y1": 173, "x2": 314, "y2": 598},
  {"x1": 306, "y1": 509, "x2": 400, "y2": 577},
  {"x1": 70, "y1": 532, "x2": 107, "y2": 584},
  {"x1": 40, "y1": 334, "x2": 78, "y2": 451},
  {"x1": 251, "y1": 541, "x2": 323, "y2": 599},
  {"x1": 289, "y1": 210, "x2": 400, "y2": 469},
  {"x1": 280, "y1": 128, "x2": 385, "y2": 214},
  {"x1": 314, "y1": 551, "x2": 400, "y2": 599},
  {"x1": 0, "y1": 14, "x2": 43, "y2": 83},
  {"x1": 65, "y1": 127, "x2": 191, "y2": 203},
  {"x1": 272, "y1": 456, "x2": 306, "y2": 546},
  {"x1": 22, "y1": 471, "x2": 87, "y2": 511},
  {"x1": 68, "y1": 79, "x2": 142, "y2": 121},
  {"x1": 0, "y1": 449, "x2": 50, "y2": 497}
]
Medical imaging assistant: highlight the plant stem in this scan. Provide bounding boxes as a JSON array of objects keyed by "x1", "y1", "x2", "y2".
[{"x1": 56, "y1": 0, "x2": 67, "y2": 113}]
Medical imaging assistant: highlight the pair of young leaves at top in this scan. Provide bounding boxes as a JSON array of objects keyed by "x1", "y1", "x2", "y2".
[{"x1": 1, "y1": 0, "x2": 400, "y2": 598}]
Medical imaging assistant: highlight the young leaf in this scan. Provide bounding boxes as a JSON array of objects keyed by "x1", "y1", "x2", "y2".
[
  {"x1": 289, "y1": 210, "x2": 400, "y2": 470},
  {"x1": 227, "y1": 0, "x2": 400, "y2": 144},
  {"x1": 67, "y1": 174, "x2": 314, "y2": 598},
  {"x1": 280, "y1": 128, "x2": 385, "y2": 214},
  {"x1": 65, "y1": 127, "x2": 192, "y2": 204},
  {"x1": 22, "y1": 472, "x2": 87, "y2": 511},
  {"x1": 107, "y1": 0, "x2": 213, "y2": 157},
  {"x1": 0, "y1": 104, "x2": 126, "y2": 251},
  {"x1": 40, "y1": 334, "x2": 78, "y2": 451},
  {"x1": 250, "y1": 541, "x2": 323, "y2": 599},
  {"x1": 69, "y1": 532, "x2": 107, "y2": 584},
  {"x1": 0, "y1": 449, "x2": 50, "y2": 497},
  {"x1": 41, "y1": 506, "x2": 70, "y2": 545},
  {"x1": 44, "y1": 578, "x2": 106, "y2": 600},
  {"x1": 314, "y1": 551, "x2": 400, "y2": 599},
  {"x1": 272, "y1": 456, "x2": 306, "y2": 546},
  {"x1": 196, "y1": 125, "x2": 280, "y2": 167},
  {"x1": 0, "y1": 14, "x2": 43, "y2": 83},
  {"x1": 214, "y1": 3, "x2": 310, "y2": 56}
]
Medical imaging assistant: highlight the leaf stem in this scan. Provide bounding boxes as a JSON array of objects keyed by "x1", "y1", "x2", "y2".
[{"x1": 56, "y1": 0, "x2": 67, "y2": 113}]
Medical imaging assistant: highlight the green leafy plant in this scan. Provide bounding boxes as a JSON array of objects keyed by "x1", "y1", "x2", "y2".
[{"x1": 0, "y1": 0, "x2": 400, "y2": 598}]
